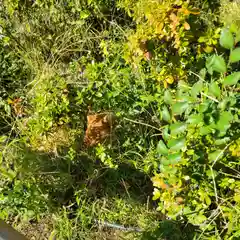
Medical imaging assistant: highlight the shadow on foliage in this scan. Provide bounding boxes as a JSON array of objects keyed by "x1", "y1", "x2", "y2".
[
  {"x1": 141, "y1": 219, "x2": 199, "y2": 240},
  {"x1": 16, "y1": 146, "x2": 154, "y2": 209}
]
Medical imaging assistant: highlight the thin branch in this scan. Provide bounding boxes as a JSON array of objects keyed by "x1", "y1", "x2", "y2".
[{"x1": 123, "y1": 117, "x2": 162, "y2": 132}]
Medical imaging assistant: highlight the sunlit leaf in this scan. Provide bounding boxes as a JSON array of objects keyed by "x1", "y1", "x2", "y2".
[
  {"x1": 204, "y1": 46, "x2": 213, "y2": 53},
  {"x1": 209, "y1": 150, "x2": 223, "y2": 162},
  {"x1": 223, "y1": 72, "x2": 240, "y2": 86},
  {"x1": 206, "y1": 55, "x2": 226, "y2": 74},
  {"x1": 152, "y1": 188, "x2": 161, "y2": 200},
  {"x1": 220, "y1": 29, "x2": 234, "y2": 49},
  {"x1": 209, "y1": 82, "x2": 221, "y2": 98},
  {"x1": 162, "y1": 127, "x2": 170, "y2": 141},
  {"x1": 157, "y1": 140, "x2": 168, "y2": 155},
  {"x1": 164, "y1": 90, "x2": 173, "y2": 105},
  {"x1": 167, "y1": 152, "x2": 182, "y2": 164},
  {"x1": 184, "y1": 22, "x2": 190, "y2": 30},
  {"x1": 230, "y1": 48, "x2": 240, "y2": 63},
  {"x1": 215, "y1": 137, "x2": 230, "y2": 145},
  {"x1": 168, "y1": 137, "x2": 186, "y2": 151},
  {"x1": 172, "y1": 101, "x2": 188, "y2": 115},
  {"x1": 161, "y1": 106, "x2": 171, "y2": 122},
  {"x1": 191, "y1": 80, "x2": 203, "y2": 98},
  {"x1": 170, "y1": 122, "x2": 187, "y2": 136},
  {"x1": 187, "y1": 114, "x2": 203, "y2": 124}
]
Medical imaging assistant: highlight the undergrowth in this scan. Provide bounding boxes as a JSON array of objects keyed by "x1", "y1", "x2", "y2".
[{"x1": 0, "y1": 0, "x2": 240, "y2": 239}]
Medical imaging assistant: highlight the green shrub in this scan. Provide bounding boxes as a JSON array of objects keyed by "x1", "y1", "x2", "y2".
[{"x1": 152, "y1": 28, "x2": 240, "y2": 239}]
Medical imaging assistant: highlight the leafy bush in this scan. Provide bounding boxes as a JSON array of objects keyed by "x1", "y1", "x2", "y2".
[{"x1": 152, "y1": 28, "x2": 240, "y2": 238}]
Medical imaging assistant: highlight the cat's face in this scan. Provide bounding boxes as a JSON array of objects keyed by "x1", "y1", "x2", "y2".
[{"x1": 84, "y1": 113, "x2": 114, "y2": 147}]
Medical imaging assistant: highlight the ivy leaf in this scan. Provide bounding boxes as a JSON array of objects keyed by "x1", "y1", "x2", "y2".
[
  {"x1": 164, "y1": 90, "x2": 173, "y2": 105},
  {"x1": 168, "y1": 137, "x2": 186, "y2": 151},
  {"x1": 220, "y1": 29, "x2": 234, "y2": 49},
  {"x1": 170, "y1": 122, "x2": 187, "y2": 136},
  {"x1": 206, "y1": 55, "x2": 227, "y2": 74},
  {"x1": 191, "y1": 80, "x2": 203, "y2": 98},
  {"x1": 209, "y1": 82, "x2": 221, "y2": 98},
  {"x1": 223, "y1": 72, "x2": 240, "y2": 86},
  {"x1": 172, "y1": 101, "x2": 188, "y2": 115},
  {"x1": 161, "y1": 106, "x2": 171, "y2": 122},
  {"x1": 157, "y1": 140, "x2": 168, "y2": 155},
  {"x1": 230, "y1": 48, "x2": 240, "y2": 63}
]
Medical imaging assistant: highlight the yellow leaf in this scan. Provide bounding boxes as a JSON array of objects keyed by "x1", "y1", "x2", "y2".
[
  {"x1": 183, "y1": 22, "x2": 190, "y2": 30},
  {"x1": 164, "y1": 81, "x2": 168, "y2": 88},
  {"x1": 204, "y1": 46, "x2": 213, "y2": 53},
  {"x1": 151, "y1": 175, "x2": 169, "y2": 189},
  {"x1": 7, "y1": 98, "x2": 13, "y2": 104},
  {"x1": 234, "y1": 194, "x2": 240, "y2": 203},
  {"x1": 166, "y1": 76, "x2": 174, "y2": 84}
]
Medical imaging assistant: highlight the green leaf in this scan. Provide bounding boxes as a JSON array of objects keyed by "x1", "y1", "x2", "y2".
[
  {"x1": 178, "y1": 81, "x2": 190, "y2": 91},
  {"x1": 215, "y1": 137, "x2": 230, "y2": 145},
  {"x1": 164, "y1": 90, "x2": 173, "y2": 105},
  {"x1": 168, "y1": 137, "x2": 186, "y2": 151},
  {"x1": 230, "y1": 48, "x2": 240, "y2": 63},
  {"x1": 162, "y1": 127, "x2": 170, "y2": 141},
  {"x1": 206, "y1": 55, "x2": 227, "y2": 74},
  {"x1": 198, "y1": 101, "x2": 210, "y2": 113},
  {"x1": 199, "y1": 68, "x2": 207, "y2": 80},
  {"x1": 198, "y1": 36, "x2": 207, "y2": 43},
  {"x1": 157, "y1": 140, "x2": 168, "y2": 155},
  {"x1": 216, "y1": 111, "x2": 233, "y2": 133},
  {"x1": 223, "y1": 72, "x2": 240, "y2": 86},
  {"x1": 215, "y1": 113, "x2": 232, "y2": 136},
  {"x1": 236, "y1": 30, "x2": 240, "y2": 44},
  {"x1": 218, "y1": 99, "x2": 228, "y2": 110},
  {"x1": 209, "y1": 150, "x2": 223, "y2": 162},
  {"x1": 187, "y1": 114, "x2": 203, "y2": 124},
  {"x1": 0, "y1": 135, "x2": 7, "y2": 143},
  {"x1": 159, "y1": 164, "x2": 178, "y2": 174},
  {"x1": 167, "y1": 153, "x2": 182, "y2": 164},
  {"x1": 191, "y1": 80, "x2": 203, "y2": 98},
  {"x1": 200, "y1": 126, "x2": 214, "y2": 135},
  {"x1": 170, "y1": 122, "x2": 187, "y2": 136},
  {"x1": 209, "y1": 82, "x2": 221, "y2": 98},
  {"x1": 80, "y1": 10, "x2": 90, "y2": 19},
  {"x1": 172, "y1": 101, "x2": 188, "y2": 115},
  {"x1": 161, "y1": 106, "x2": 171, "y2": 122},
  {"x1": 220, "y1": 29, "x2": 234, "y2": 49},
  {"x1": 230, "y1": 23, "x2": 238, "y2": 33}
]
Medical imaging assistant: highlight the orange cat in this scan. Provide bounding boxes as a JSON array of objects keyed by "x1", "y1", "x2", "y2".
[{"x1": 84, "y1": 113, "x2": 114, "y2": 147}]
